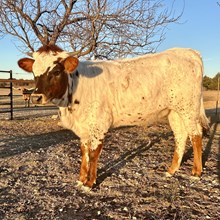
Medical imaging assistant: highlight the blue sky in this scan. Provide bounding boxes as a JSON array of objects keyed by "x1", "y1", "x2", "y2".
[
  {"x1": 159, "y1": 0, "x2": 220, "y2": 78},
  {"x1": 0, "y1": 0, "x2": 219, "y2": 79}
]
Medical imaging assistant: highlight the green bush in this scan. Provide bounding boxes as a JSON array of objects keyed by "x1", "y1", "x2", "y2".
[{"x1": 203, "y1": 73, "x2": 220, "y2": 90}]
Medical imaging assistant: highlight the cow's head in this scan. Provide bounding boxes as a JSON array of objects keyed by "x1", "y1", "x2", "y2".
[{"x1": 18, "y1": 45, "x2": 79, "y2": 106}]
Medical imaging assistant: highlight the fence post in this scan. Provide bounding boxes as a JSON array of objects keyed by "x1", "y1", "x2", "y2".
[
  {"x1": 216, "y1": 76, "x2": 219, "y2": 116},
  {"x1": 9, "y1": 70, "x2": 13, "y2": 120}
]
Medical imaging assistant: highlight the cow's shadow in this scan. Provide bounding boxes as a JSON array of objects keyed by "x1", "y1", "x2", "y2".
[
  {"x1": 0, "y1": 129, "x2": 77, "y2": 159},
  {"x1": 95, "y1": 133, "x2": 162, "y2": 187},
  {"x1": 96, "y1": 110, "x2": 220, "y2": 187},
  {"x1": 201, "y1": 112, "x2": 220, "y2": 182}
]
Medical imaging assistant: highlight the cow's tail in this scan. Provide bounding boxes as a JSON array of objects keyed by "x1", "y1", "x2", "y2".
[{"x1": 200, "y1": 97, "x2": 210, "y2": 136}]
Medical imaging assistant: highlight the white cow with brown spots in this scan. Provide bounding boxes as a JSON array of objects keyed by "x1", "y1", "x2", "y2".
[{"x1": 18, "y1": 45, "x2": 209, "y2": 190}]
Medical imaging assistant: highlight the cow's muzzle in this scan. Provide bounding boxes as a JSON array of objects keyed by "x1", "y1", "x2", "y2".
[{"x1": 31, "y1": 93, "x2": 48, "y2": 105}]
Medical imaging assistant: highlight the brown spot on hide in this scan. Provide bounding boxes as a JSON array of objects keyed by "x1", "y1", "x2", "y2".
[
  {"x1": 74, "y1": 99, "x2": 80, "y2": 105},
  {"x1": 53, "y1": 57, "x2": 63, "y2": 64},
  {"x1": 68, "y1": 94, "x2": 72, "y2": 104}
]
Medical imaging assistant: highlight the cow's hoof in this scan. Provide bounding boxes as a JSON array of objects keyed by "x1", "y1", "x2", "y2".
[
  {"x1": 190, "y1": 176, "x2": 200, "y2": 181},
  {"x1": 165, "y1": 172, "x2": 173, "y2": 178},
  {"x1": 192, "y1": 168, "x2": 202, "y2": 177},
  {"x1": 81, "y1": 185, "x2": 92, "y2": 192},
  {"x1": 75, "y1": 181, "x2": 83, "y2": 188},
  {"x1": 75, "y1": 181, "x2": 92, "y2": 192}
]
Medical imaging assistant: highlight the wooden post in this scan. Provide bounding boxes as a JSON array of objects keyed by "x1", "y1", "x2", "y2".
[{"x1": 216, "y1": 76, "x2": 219, "y2": 116}]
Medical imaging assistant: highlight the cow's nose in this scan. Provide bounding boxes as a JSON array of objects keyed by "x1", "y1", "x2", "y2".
[
  {"x1": 31, "y1": 92, "x2": 50, "y2": 105},
  {"x1": 31, "y1": 94, "x2": 43, "y2": 104}
]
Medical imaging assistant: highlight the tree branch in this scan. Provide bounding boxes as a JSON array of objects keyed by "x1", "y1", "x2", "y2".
[{"x1": 0, "y1": 0, "x2": 183, "y2": 58}]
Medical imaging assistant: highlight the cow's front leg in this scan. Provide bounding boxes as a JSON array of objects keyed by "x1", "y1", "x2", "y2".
[
  {"x1": 84, "y1": 143, "x2": 103, "y2": 188},
  {"x1": 78, "y1": 143, "x2": 103, "y2": 189},
  {"x1": 79, "y1": 143, "x2": 90, "y2": 184}
]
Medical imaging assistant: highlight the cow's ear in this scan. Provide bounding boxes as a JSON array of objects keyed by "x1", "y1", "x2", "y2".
[
  {"x1": 63, "y1": 57, "x2": 79, "y2": 74},
  {"x1": 18, "y1": 58, "x2": 35, "y2": 72}
]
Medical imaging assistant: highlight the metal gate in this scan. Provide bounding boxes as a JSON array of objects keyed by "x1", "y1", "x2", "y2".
[{"x1": 0, "y1": 70, "x2": 13, "y2": 120}]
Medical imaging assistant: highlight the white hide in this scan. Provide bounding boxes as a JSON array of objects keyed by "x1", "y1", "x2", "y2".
[
  {"x1": 33, "y1": 51, "x2": 69, "y2": 77},
  {"x1": 53, "y1": 48, "x2": 209, "y2": 149}
]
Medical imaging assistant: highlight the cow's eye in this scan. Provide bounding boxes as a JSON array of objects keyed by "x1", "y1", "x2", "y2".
[{"x1": 53, "y1": 71, "x2": 60, "y2": 76}]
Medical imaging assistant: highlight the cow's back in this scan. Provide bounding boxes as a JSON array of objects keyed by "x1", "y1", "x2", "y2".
[{"x1": 100, "y1": 48, "x2": 203, "y2": 127}]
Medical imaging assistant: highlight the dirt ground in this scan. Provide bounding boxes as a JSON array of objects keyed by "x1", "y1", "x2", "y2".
[{"x1": 0, "y1": 91, "x2": 219, "y2": 219}]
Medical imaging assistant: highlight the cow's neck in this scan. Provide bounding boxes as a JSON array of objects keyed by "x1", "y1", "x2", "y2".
[{"x1": 52, "y1": 73, "x2": 76, "y2": 108}]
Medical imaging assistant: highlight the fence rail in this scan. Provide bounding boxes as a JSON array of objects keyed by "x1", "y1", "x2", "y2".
[
  {"x1": 0, "y1": 71, "x2": 36, "y2": 120},
  {"x1": 0, "y1": 70, "x2": 13, "y2": 119},
  {"x1": 0, "y1": 79, "x2": 34, "y2": 83}
]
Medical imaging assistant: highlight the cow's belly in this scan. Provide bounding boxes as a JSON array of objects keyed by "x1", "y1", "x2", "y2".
[{"x1": 112, "y1": 107, "x2": 170, "y2": 127}]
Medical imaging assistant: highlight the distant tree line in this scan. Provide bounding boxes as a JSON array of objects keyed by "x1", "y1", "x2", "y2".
[{"x1": 203, "y1": 73, "x2": 220, "y2": 90}]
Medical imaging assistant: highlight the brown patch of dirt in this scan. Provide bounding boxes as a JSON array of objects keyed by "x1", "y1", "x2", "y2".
[{"x1": 0, "y1": 112, "x2": 219, "y2": 219}]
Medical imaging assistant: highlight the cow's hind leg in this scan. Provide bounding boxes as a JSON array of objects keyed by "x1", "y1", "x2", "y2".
[
  {"x1": 178, "y1": 111, "x2": 203, "y2": 177},
  {"x1": 191, "y1": 135, "x2": 202, "y2": 177},
  {"x1": 167, "y1": 111, "x2": 188, "y2": 176}
]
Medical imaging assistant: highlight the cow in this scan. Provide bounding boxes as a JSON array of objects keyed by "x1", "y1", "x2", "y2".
[
  {"x1": 18, "y1": 45, "x2": 209, "y2": 190},
  {"x1": 21, "y1": 88, "x2": 35, "y2": 107},
  {"x1": 13, "y1": 87, "x2": 35, "y2": 107}
]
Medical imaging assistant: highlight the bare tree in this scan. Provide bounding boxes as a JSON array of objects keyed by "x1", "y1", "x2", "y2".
[{"x1": 0, "y1": 0, "x2": 182, "y2": 59}]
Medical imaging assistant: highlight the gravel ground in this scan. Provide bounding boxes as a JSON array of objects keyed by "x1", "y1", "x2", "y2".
[{"x1": 0, "y1": 109, "x2": 220, "y2": 219}]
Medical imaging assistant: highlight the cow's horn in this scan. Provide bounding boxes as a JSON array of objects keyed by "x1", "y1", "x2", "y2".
[
  {"x1": 26, "y1": 52, "x2": 33, "y2": 57},
  {"x1": 67, "y1": 51, "x2": 79, "y2": 57}
]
